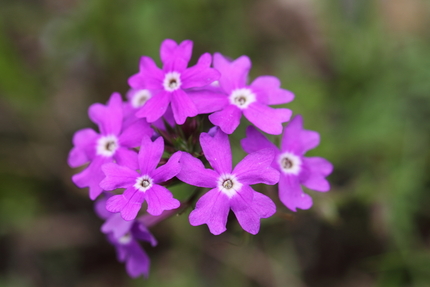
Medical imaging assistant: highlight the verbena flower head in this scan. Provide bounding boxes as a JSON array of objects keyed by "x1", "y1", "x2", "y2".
[
  {"x1": 128, "y1": 39, "x2": 220, "y2": 125},
  {"x1": 95, "y1": 194, "x2": 157, "y2": 278},
  {"x1": 241, "y1": 115, "x2": 333, "y2": 211},
  {"x1": 189, "y1": 53, "x2": 294, "y2": 135},
  {"x1": 68, "y1": 93, "x2": 153, "y2": 200},
  {"x1": 177, "y1": 128, "x2": 279, "y2": 235},
  {"x1": 100, "y1": 136, "x2": 181, "y2": 220}
]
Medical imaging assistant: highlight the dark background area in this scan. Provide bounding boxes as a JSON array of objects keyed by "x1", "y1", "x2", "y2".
[{"x1": 1, "y1": 0, "x2": 430, "y2": 286}]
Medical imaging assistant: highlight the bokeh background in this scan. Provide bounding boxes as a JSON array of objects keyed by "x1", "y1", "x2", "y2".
[{"x1": 1, "y1": 0, "x2": 430, "y2": 286}]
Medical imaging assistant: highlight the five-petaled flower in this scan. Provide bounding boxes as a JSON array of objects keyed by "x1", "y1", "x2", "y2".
[
  {"x1": 100, "y1": 136, "x2": 181, "y2": 221},
  {"x1": 177, "y1": 128, "x2": 279, "y2": 235},
  {"x1": 241, "y1": 115, "x2": 333, "y2": 211},
  {"x1": 68, "y1": 92, "x2": 153, "y2": 200},
  {"x1": 188, "y1": 53, "x2": 294, "y2": 135},
  {"x1": 128, "y1": 39, "x2": 220, "y2": 125}
]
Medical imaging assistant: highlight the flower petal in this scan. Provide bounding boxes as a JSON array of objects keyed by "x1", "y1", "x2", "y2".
[
  {"x1": 124, "y1": 241, "x2": 151, "y2": 278},
  {"x1": 88, "y1": 93, "x2": 123, "y2": 135},
  {"x1": 176, "y1": 152, "x2": 218, "y2": 188},
  {"x1": 240, "y1": 125, "x2": 278, "y2": 154},
  {"x1": 128, "y1": 56, "x2": 164, "y2": 89},
  {"x1": 300, "y1": 157, "x2": 332, "y2": 192},
  {"x1": 281, "y1": 115, "x2": 320, "y2": 154},
  {"x1": 151, "y1": 151, "x2": 182, "y2": 183},
  {"x1": 278, "y1": 174, "x2": 313, "y2": 212},
  {"x1": 145, "y1": 185, "x2": 180, "y2": 216},
  {"x1": 160, "y1": 39, "x2": 193, "y2": 64},
  {"x1": 189, "y1": 188, "x2": 230, "y2": 235},
  {"x1": 107, "y1": 187, "x2": 146, "y2": 221},
  {"x1": 187, "y1": 86, "x2": 229, "y2": 114},
  {"x1": 119, "y1": 118, "x2": 153, "y2": 148},
  {"x1": 72, "y1": 156, "x2": 111, "y2": 200},
  {"x1": 138, "y1": 136, "x2": 164, "y2": 174},
  {"x1": 233, "y1": 191, "x2": 276, "y2": 235},
  {"x1": 170, "y1": 89, "x2": 198, "y2": 125},
  {"x1": 233, "y1": 148, "x2": 280, "y2": 185},
  {"x1": 114, "y1": 147, "x2": 138, "y2": 170},
  {"x1": 136, "y1": 91, "x2": 171, "y2": 123},
  {"x1": 68, "y1": 128, "x2": 98, "y2": 167},
  {"x1": 229, "y1": 185, "x2": 254, "y2": 211},
  {"x1": 100, "y1": 162, "x2": 139, "y2": 190},
  {"x1": 200, "y1": 128, "x2": 232, "y2": 174},
  {"x1": 208, "y1": 104, "x2": 242, "y2": 134},
  {"x1": 244, "y1": 102, "x2": 291, "y2": 135},
  {"x1": 101, "y1": 213, "x2": 134, "y2": 239},
  {"x1": 213, "y1": 53, "x2": 250, "y2": 93},
  {"x1": 181, "y1": 53, "x2": 220, "y2": 89},
  {"x1": 250, "y1": 76, "x2": 294, "y2": 105}
]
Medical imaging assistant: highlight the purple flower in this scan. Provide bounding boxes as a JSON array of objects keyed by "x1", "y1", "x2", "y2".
[
  {"x1": 188, "y1": 53, "x2": 294, "y2": 135},
  {"x1": 128, "y1": 39, "x2": 220, "y2": 125},
  {"x1": 241, "y1": 115, "x2": 333, "y2": 212},
  {"x1": 95, "y1": 195, "x2": 157, "y2": 278},
  {"x1": 177, "y1": 128, "x2": 279, "y2": 235},
  {"x1": 100, "y1": 136, "x2": 181, "y2": 220},
  {"x1": 68, "y1": 93, "x2": 153, "y2": 200}
]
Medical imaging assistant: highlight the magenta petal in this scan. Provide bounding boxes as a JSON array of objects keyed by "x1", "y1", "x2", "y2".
[
  {"x1": 101, "y1": 213, "x2": 133, "y2": 239},
  {"x1": 160, "y1": 39, "x2": 193, "y2": 64},
  {"x1": 119, "y1": 118, "x2": 153, "y2": 148},
  {"x1": 229, "y1": 185, "x2": 254, "y2": 211},
  {"x1": 213, "y1": 53, "x2": 250, "y2": 92},
  {"x1": 208, "y1": 104, "x2": 242, "y2": 134},
  {"x1": 176, "y1": 152, "x2": 218, "y2": 188},
  {"x1": 72, "y1": 156, "x2": 110, "y2": 200},
  {"x1": 145, "y1": 185, "x2": 180, "y2": 216},
  {"x1": 240, "y1": 125, "x2": 278, "y2": 154},
  {"x1": 163, "y1": 57, "x2": 188, "y2": 73},
  {"x1": 189, "y1": 188, "x2": 230, "y2": 235},
  {"x1": 114, "y1": 148, "x2": 138, "y2": 170},
  {"x1": 233, "y1": 192, "x2": 276, "y2": 235},
  {"x1": 170, "y1": 89, "x2": 198, "y2": 124},
  {"x1": 301, "y1": 129, "x2": 320, "y2": 153},
  {"x1": 278, "y1": 174, "x2": 313, "y2": 212},
  {"x1": 107, "y1": 187, "x2": 146, "y2": 221},
  {"x1": 138, "y1": 136, "x2": 164, "y2": 174},
  {"x1": 200, "y1": 128, "x2": 232, "y2": 174},
  {"x1": 233, "y1": 148, "x2": 280, "y2": 185},
  {"x1": 281, "y1": 115, "x2": 320, "y2": 154},
  {"x1": 181, "y1": 53, "x2": 220, "y2": 89},
  {"x1": 136, "y1": 91, "x2": 170, "y2": 123},
  {"x1": 125, "y1": 243, "x2": 150, "y2": 278},
  {"x1": 88, "y1": 93, "x2": 123, "y2": 135},
  {"x1": 68, "y1": 128, "x2": 98, "y2": 167},
  {"x1": 94, "y1": 193, "x2": 114, "y2": 219},
  {"x1": 100, "y1": 163, "x2": 139, "y2": 190},
  {"x1": 129, "y1": 56, "x2": 164, "y2": 89},
  {"x1": 187, "y1": 86, "x2": 229, "y2": 114},
  {"x1": 151, "y1": 151, "x2": 182, "y2": 183},
  {"x1": 250, "y1": 76, "x2": 294, "y2": 105},
  {"x1": 301, "y1": 157, "x2": 332, "y2": 192},
  {"x1": 244, "y1": 103, "x2": 291, "y2": 135}
]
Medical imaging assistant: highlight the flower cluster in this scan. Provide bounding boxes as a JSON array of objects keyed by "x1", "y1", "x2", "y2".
[{"x1": 68, "y1": 39, "x2": 333, "y2": 278}]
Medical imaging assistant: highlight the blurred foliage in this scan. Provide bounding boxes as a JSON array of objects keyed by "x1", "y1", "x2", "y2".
[{"x1": 1, "y1": 0, "x2": 430, "y2": 286}]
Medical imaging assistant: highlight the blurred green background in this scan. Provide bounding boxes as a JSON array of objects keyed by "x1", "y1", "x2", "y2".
[{"x1": 1, "y1": 0, "x2": 430, "y2": 286}]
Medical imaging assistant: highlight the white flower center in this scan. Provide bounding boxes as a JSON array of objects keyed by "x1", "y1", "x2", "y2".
[
  {"x1": 96, "y1": 135, "x2": 119, "y2": 157},
  {"x1": 163, "y1": 72, "x2": 181, "y2": 92},
  {"x1": 131, "y1": 89, "x2": 152, "y2": 108},
  {"x1": 118, "y1": 233, "x2": 132, "y2": 245},
  {"x1": 134, "y1": 175, "x2": 153, "y2": 192},
  {"x1": 217, "y1": 174, "x2": 242, "y2": 198},
  {"x1": 278, "y1": 152, "x2": 302, "y2": 175},
  {"x1": 229, "y1": 88, "x2": 256, "y2": 109}
]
